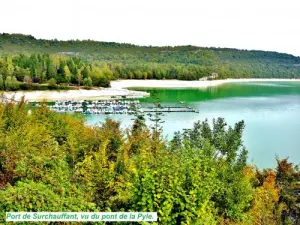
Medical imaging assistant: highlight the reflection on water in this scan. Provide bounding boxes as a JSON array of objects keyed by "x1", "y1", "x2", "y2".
[{"x1": 239, "y1": 82, "x2": 293, "y2": 87}]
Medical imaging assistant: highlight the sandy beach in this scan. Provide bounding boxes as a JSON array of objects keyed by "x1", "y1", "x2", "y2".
[
  {"x1": 110, "y1": 79, "x2": 300, "y2": 89},
  {"x1": 2, "y1": 88, "x2": 150, "y2": 102}
]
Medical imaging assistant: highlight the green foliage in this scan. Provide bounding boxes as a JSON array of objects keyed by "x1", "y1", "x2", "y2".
[
  {"x1": 4, "y1": 75, "x2": 19, "y2": 91},
  {"x1": 275, "y1": 158, "x2": 300, "y2": 224},
  {"x1": 172, "y1": 119, "x2": 253, "y2": 220},
  {"x1": 0, "y1": 180, "x2": 96, "y2": 212},
  {"x1": 148, "y1": 94, "x2": 166, "y2": 155},
  {"x1": 129, "y1": 148, "x2": 218, "y2": 224},
  {"x1": 0, "y1": 99, "x2": 298, "y2": 224},
  {"x1": 83, "y1": 77, "x2": 93, "y2": 88},
  {"x1": 0, "y1": 73, "x2": 3, "y2": 89},
  {"x1": 0, "y1": 33, "x2": 299, "y2": 92},
  {"x1": 47, "y1": 77, "x2": 57, "y2": 87},
  {"x1": 0, "y1": 180, "x2": 96, "y2": 221}
]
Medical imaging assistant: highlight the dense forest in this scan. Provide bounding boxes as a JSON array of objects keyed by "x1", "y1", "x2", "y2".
[
  {"x1": 0, "y1": 99, "x2": 299, "y2": 224},
  {"x1": 0, "y1": 33, "x2": 300, "y2": 91}
]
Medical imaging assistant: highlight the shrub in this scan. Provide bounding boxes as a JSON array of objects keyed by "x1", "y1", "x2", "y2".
[{"x1": 47, "y1": 78, "x2": 57, "y2": 87}]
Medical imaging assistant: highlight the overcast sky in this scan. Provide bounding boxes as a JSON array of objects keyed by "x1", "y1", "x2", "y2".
[{"x1": 0, "y1": 0, "x2": 299, "y2": 56}]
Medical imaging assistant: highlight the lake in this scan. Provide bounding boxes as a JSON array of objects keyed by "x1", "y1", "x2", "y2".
[{"x1": 85, "y1": 81, "x2": 300, "y2": 168}]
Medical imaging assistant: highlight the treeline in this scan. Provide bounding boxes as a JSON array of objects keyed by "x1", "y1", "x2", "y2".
[
  {"x1": 1, "y1": 52, "x2": 300, "y2": 92},
  {"x1": 0, "y1": 100, "x2": 299, "y2": 224},
  {"x1": 0, "y1": 54, "x2": 112, "y2": 91},
  {"x1": 0, "y1": 33, "x2": 300, "y2": 87}
]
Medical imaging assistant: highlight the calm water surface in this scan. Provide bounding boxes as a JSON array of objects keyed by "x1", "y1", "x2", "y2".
[{"x1": 85, "y1": 82, "x2": 300, "y2": 168}]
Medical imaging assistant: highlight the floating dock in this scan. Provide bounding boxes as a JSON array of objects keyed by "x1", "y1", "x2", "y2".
[{"x1": 142, "y1": 106, "x2": 199, "y2": 113}]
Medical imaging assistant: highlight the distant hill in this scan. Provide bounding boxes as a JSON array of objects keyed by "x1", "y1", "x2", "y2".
[
  {"x1": 0, "y1": 33, "x2": 299, "y2": 90},
  {"x1": 0, "y1": 33, "x2": 299, "y2": 60}
]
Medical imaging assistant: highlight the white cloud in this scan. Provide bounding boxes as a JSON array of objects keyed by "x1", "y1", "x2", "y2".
[{"x1": 0, "y1": 0, "x2": 299, "y2": 56}]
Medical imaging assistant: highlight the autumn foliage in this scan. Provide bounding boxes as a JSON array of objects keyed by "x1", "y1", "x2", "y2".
[{"x1": 0, "y1": 99, "x2": 299, "y2": 224}]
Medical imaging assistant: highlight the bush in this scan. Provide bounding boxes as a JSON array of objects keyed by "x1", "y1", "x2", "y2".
[
  {"x1": 0, "y1": 180, "x2": 96, "y2": 221},
  {"x1": 47, "y1": 78, "x2": 57, "y2": 87},
  {"x1": 83, "y1": 77, "x2": 93, "y2": 88},
  {"x1": 19, "y1": 83, "x2": 30, "y2": 90},
  {"x1": 98, "y1": 77, "x2": 110, "y2": 87}
]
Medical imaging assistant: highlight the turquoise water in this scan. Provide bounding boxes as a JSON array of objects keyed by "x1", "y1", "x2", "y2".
[{"x1": 85, "y1": 82, "x2": 300, "y2": 168}]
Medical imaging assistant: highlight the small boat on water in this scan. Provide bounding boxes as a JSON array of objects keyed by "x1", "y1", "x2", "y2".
[
  {"x1": 37, "y1": 99, "x2": 200, "y2": 115},
  {"x1": 46, "y1": 99, "x2": 141, "y2": 115}
]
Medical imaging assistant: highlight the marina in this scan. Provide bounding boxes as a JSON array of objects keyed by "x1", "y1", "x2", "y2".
[{"x1": 44, "y1": 100, "x2": 199, "y2": 114}]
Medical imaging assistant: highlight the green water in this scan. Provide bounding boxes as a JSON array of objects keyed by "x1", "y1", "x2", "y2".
[{"x1": 86, "y1": 82, "x2": 300, "y2": 168}]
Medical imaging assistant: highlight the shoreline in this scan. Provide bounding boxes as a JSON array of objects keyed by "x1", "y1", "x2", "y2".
[
  {"x1": 2, "y1": 78, "x2": 300, "y2": 102},
  {"x1": 110, "y1": 78, "x2": 300, "y2": 89},
  {"x1": 2, "y1": 88, "x2": 150, "y2": 102}
]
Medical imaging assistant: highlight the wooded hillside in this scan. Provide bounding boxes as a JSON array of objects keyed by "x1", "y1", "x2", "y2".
[{"x1": 0, "y1": 33, "x2": 299, "y2": 91}]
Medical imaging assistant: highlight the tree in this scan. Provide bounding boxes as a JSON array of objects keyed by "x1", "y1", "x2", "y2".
[
  {"x1": 46, "y1": 58, "x2": 56, "y2": 79},
  {"x1": 126, "y1": 113, "x2": 151, "y2": 156},
  {"x1": 47, "y1": 78, "x2": 57, "y2": 87},
  {"x1": 100, "y1": 119, "x2": 124, "y2": 162},
  {"x1": 83, "y1": 77, "x2": 93, "y2": 88},
  {"x1": 6, "y1": 57, "x2": 14, "y2": 76},
  {"x1": 63, "y1": 65, "x2": 71, "y2": 83},
  {"x1": 14, "y1": 67, "x2": 30, "y2": 82},
  {"x1": 175, "y1": 118, "x2": 252, "y2": 220},
  {"x1": 276, "y1": 158, "x2": 300, "y2": 224},
  {"x1": 76, "y1": 69, "x2": 82, "y2": 86},
  {"x1": 148, "y1": 93, "x2": 165, "y2": 155},
  {"x1": 143, "y1": 71, "x2": 148, "y2": 79},
  {"x1": 129, "y1": 141, "x2": 218, "y2": 224},
  {"x1": 11, "y1": 76, "x2": 19, "y2": 90},
  {"x1": 247, "y1": 171, "x2": 280, "y2": 225},
  {"x1": 98, "y1": 77, "x2": 110, "y2": 87},
  {"x1": 82, "y1": 66, "x2": 90, "y2": 79},
  {"x1": 4, "y1": 76, "x2": 12, "y2": 91},
  {"x1": 0, "y1": 74, "x2": 4, "y2": 90}
]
